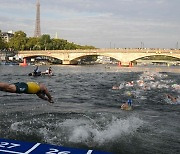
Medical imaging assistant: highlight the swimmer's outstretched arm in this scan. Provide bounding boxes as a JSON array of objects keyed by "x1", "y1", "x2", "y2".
[
  {"x1": 165, "y1": 94, "x2": 177, "y2": 103},
  {"x1": 36, "y1": 92, "x2": 54, "y2": 103},
  {"x1": 37, "y1": 83, "x2": 54, "y2": 103}
]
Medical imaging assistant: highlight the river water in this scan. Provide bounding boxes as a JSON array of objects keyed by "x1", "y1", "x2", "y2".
[{"x1": 0, "y1": 65, "x2": 179, "y2": 154}]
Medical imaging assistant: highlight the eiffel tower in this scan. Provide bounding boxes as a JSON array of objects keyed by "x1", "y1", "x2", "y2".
[{"x1": 34, "y1": 0, "x2": 41, "y2": 37}]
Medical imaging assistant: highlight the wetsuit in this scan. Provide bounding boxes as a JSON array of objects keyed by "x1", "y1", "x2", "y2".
[{"x1": 14, "y1": 82, "x2": 40, "y2": 94}]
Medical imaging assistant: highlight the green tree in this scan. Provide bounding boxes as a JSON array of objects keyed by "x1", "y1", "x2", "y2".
[
  {"x1": 6, "y1": 30, "x2": 96, "y2": 51},
  {"x1": 26, "y1": 37, "x2": 40, "y2": 50},
  {"x1": 51, "y1": 39, "x2": 67, "y2": 50},
  {"x1": 8, "y1": 31, "x2": 27, "y2": 50},
  {"x1": 40, "y1": 34, "x2": 51, "y2": 50}
]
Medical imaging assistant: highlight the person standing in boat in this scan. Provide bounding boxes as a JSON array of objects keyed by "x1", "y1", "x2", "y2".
[{"x1": 34, "y1": 66, "x2": 40, "y2": 75}]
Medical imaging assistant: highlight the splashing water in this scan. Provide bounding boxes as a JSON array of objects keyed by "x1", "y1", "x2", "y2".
[
  {"x1": 10, "y1": 114, "x2": 143, "y2": 146},
  {"x1": 67, "y1": 115, "x2": 143, "y2": 145}
]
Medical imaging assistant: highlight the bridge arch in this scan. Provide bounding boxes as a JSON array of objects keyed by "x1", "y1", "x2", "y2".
[
  {"x1": 70, "y1": 53, "x2": 119, "y2": 64},
  {"x1": 23, "y1": 55, "x2": 62, "y2": 64},
  {"x1": 126, "y1": 54, "x2": 180, "y2": 62}
]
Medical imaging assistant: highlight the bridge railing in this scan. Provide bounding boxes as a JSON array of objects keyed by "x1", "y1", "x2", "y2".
[{"x1": 18, "y1": 49, "x2": 180, "y2": 54}]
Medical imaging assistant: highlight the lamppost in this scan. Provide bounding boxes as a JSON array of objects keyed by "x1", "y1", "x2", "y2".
[
  {"x1": 45, "y1": 39, "x2": 47, "y2": 50},
  {"x1": 176, "y1": 42, "x2": 178, "y2": 49},
  {"x1": 141, "y1": 42, "x2": 144, "y2": 49}
]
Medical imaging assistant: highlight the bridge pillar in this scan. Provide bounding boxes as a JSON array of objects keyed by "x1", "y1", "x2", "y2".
[
  {"x1": 118, "y1": 61, "x2": 132, "y2": 67},
  {"x1": 129, "y1": 62, "x2": 133, "y2": 67},
  {"x1": 118, "y1": 62, "x2": 121, "y2": 67},
  {"x1": 62, "y1": 60, "x2": 71, "y2": 65}
]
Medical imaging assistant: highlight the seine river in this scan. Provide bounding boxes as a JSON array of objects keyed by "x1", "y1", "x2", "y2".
[{"x1": 0, "y1": 64, "x2": 179, "y2": 154}]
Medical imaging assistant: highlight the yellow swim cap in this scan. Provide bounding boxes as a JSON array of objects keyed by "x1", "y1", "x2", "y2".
[{"x1": 126, "y1": 91, "x2": 132, "y2": 96}]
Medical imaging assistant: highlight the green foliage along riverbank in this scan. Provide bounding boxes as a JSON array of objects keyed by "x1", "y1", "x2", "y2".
[{"x1": 0, "y1": 30, "x2": 96, "y2": 51}]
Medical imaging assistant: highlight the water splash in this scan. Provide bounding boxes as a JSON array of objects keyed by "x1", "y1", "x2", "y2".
[
  {"x1": 9, "y1": 114, "x2": 143, "y2": 146},
  {"x1": 64, "y1": 115, "x2": 143, "y2": 145}
]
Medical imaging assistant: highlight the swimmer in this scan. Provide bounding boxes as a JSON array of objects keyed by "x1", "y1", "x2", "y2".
[
  {"x1": 126, "y1": 91, "x2": 132, "y2": 96},
  {"x1": 0, "y1": 82, "x2": 54, "y2": 103},
  {"x1": 165, "y1": 94, "x2": 177, "y2": 103},
  {"x1": 121, "y1": 102, "x2": 129, "y2": 110},
  {"x1": 121, "y1": 99, "x2": 132, "y2": 110},
  {"x1": 137, "y1": 80, "x2": 144, "y2": 87},
  {"x1": 112, "y1": 85, "x2": 120, "y2": 90},
  {"x1": 126, "y1": 81, "x2": 134, "y2": 87},
  {"x1": 172, "y1": 84, "x2": 180, "y2": 90}
]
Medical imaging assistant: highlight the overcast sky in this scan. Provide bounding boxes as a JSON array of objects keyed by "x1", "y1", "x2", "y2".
[{"x1": 0, "y1": 0, "x2": 180, "y2": 48}]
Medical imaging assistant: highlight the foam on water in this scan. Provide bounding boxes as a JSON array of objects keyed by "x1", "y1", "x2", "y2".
[
  {"x1": 61, "y1": 115, "x2": 143, "y2": 145},
  {"x1": 9, "y1": 115, "x2": 144, "y2": 146},
  {"x1": 10, "y1": 122, "x2": 23, "y2": 131},
  {"x1": 172, "y1": 84, "x2": 180, "y2": 91},
  {"x1": 137, "y1": 71, "x2": 177, "y2": 91}
]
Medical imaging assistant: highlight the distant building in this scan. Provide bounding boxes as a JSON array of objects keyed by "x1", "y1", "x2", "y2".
[{"x1": 1, "y1": 30, "x2": 14, "y2": 42}]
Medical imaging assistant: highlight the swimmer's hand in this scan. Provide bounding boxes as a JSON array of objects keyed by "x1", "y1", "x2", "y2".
[{"x1": 49, "y1": 99, "x2": 54, "y2": 103}]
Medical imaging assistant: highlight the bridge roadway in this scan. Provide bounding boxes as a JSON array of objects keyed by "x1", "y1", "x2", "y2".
[{"x1": 18, "y1": 48, "x2": 180, "y2": 66}]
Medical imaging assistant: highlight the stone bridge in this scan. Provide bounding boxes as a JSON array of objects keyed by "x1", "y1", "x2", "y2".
[{"x1": 18, "y1": 48, "x2": 180, "y2": 66}]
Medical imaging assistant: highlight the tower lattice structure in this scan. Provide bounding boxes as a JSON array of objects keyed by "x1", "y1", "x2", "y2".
[{"x1": 34, "y1": 0, "x2": 41, "y2": 37}]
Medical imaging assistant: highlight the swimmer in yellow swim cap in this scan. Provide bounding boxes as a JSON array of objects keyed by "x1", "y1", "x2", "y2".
[
  {"x1": 126, "y1": 91, "x2": 132, "y2": 96},
  {"x1": 0, "y1": 81, "x2": 54, "y2": 103}
]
